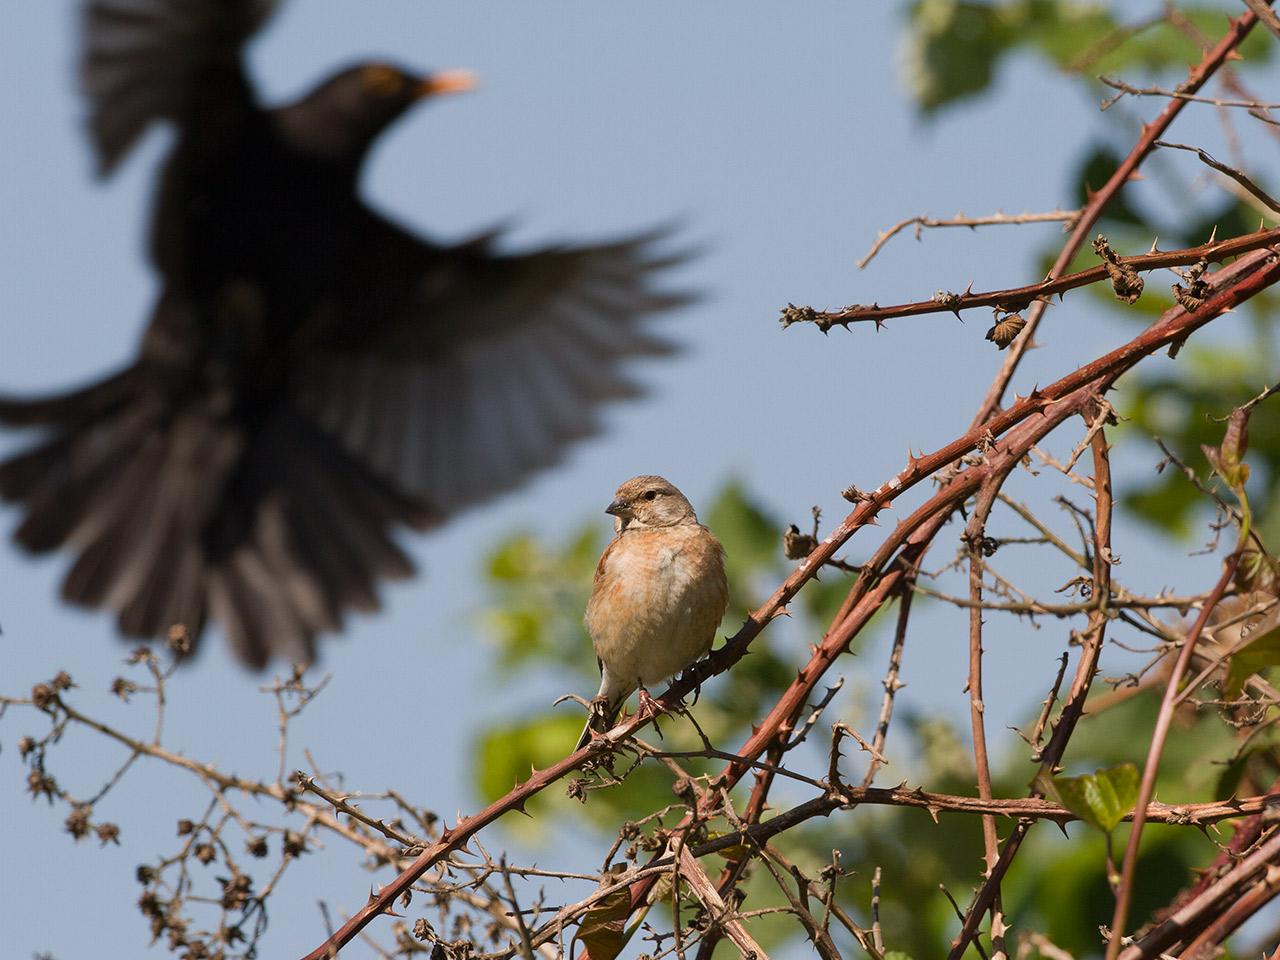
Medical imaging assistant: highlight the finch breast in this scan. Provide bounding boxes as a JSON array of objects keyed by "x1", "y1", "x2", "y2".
[{"x1": 585, "y1": 523, "x2": 728, "y2": 687}]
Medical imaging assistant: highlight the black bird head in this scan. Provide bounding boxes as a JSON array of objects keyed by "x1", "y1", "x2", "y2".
[{"x1": 275, "y1": 62, "x2": 477, "y2": 164}]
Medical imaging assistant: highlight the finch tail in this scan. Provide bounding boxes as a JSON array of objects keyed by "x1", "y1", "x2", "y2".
[
  {"x1": 574, "y1": 699, "x2": 623, "y2": 752},
  {"x1": 574, "y1": 670, "x2": 632, "y2": 752}
]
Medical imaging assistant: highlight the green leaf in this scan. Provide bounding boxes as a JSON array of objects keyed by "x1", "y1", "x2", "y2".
[
  {"x1": 1224, "y1": 622, "x2": 1280, "y2": 698},
  {"x1": 1050, "y1": 763, "x2": 1140, "y2": 833},
  {"x1": 705, "y1": 479, "x2": 780, "y2": 578},
  {"x1": 474, "y1": 712, "x2": 586, "y2": 805},
  {"x1": 901, "y1": 0, "x2": 1018, "y2": 112},
  {"x1": 902, "y1": 2, "x2": 1273, "y2": 114}
]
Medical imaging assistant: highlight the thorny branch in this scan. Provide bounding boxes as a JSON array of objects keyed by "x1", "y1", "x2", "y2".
[{"x1": 5, "y1": 5, "x2": 1280, "y2": 960}]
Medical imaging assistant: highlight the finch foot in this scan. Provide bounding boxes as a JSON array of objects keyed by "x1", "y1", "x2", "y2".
[
  {"x1": 676, "y1": 667, "x2": 705, "y2": 706},
  {"x1": 636, "y1": 686, "x2": 665, "y2": 715}
]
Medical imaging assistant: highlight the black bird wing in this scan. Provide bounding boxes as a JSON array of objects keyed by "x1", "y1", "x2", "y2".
[
  {"x1": 294, "y1": 217, "x2": 692, "y2": 516},
  {"x1": 0, "y1": 294, "x2": 437, "y2": 668},
  {"x1": 82, "y1": 0, "x2": 279, "y2": 174}
]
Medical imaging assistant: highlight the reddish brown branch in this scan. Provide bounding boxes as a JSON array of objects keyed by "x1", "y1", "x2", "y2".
[
  {"x1": 580, "y1": 247, "x2": 1279, "y2": 960},
  {"x1": 1119, "y1": 828, "x2": 1280, "y2": 959},
  {"x1": 299, "y1": 245, "x2": 1280, "y2": 960},
  {"x1": 977, "y1": 2, "x2": 1266, "y2": 416},
  {"x1": 829, "y1": 786, "x2": 1279, "y2": 827},
  {"x1": 856, "y1": 209, "x2": 1081, "y2": 270},
  {"x1": 783, "y1": 225, "x2": 1280, "y2": 331},
  {"x1": 948, "y1": 402, "x2": 1117, "y2": 958},
  {"x1": 963, "y1": 471, "x2": 1015, "y2": 943},
  {"x1": 1105, "y1": 551, "x2": 1243, "y2": 960}
]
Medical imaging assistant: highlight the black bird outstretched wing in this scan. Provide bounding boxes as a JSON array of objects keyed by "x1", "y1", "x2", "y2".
[
  {"x1": 82, "y1": 0, "x2": 279, "y2": 174},
  {"x1": 0, "y1": 295, "x2": 437, "y2": 668},
  {"x1": 295, "y1": 218, "x2": 692, "y2": 516}
]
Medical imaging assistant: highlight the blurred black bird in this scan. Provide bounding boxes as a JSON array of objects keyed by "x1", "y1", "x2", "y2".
[{"x1": 0, "y1": 0, "x2": 688, "y2": 667}]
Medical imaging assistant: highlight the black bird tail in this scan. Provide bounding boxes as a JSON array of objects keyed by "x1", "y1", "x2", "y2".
[
  {"x1": 0, "y1": 363, "x2": 220, "y2": 648},
  {"x1": 0, "y1": 366, "x2": 140, "y2": 427}
]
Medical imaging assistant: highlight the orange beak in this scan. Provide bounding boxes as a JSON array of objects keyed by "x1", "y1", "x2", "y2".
[{"x1": 418, "y1": 69, "x2": 479, "y2": 98}]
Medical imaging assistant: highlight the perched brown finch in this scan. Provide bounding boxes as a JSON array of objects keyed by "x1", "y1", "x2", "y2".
[{"x1": 576, "y1": 476, "x2": 728, "y2": 750}]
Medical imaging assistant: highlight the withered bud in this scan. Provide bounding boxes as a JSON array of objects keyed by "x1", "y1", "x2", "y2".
[
  {"x1": 1172, "y1": 283, "x2": 1205, "y2": 311},
  {"x1": 97, "y1": 822, "x2": 121, "y2": 846},
  {"x1": 414, "y1": 918, "x2": 435, "y2": 943},
  {"x1": 841, "y1": 484, "x2": 869, "y2": 503},
  {"x1": 111, "y1": 677, "x2": 138, "y2": 701},
  {"x1": 219, "y1": 873, "x2": 253, "y2": 910},
  {"x1": 985, "y1": 313, "x2": 1026, "y2": 349},
  {"x1": 30, "y1": 683, "x2": 56, "y2": 712},
  {"x1": 126, "y1": 645, "x2": 153, "y2": 665},
  {"x1": 176, "y1": 819, "x2": 195, "y2": 836},
  {"x1": 136, "y1": 864, "x2": 157, "y2": 884},
  {"x1": 18, "y1": 736, "x2": 36, "y2": 758},
  {"x1": 282, "y1": 830, "x2": 307, "y2": 857},
  {"x1": 1093, "y1": 235, "x2": 1144, "y2": 303},
  {"x1": 1105, "y1": 260, "x2": 1144, "y2": 303},
  {"x1": 138, "y1": 890, "x2": 164, "y2": 918},
  {"x1": 779, "y1": 302, "x2": 824, "y2": 331},
  {"x1": 194, "y1": 842, "x2": 217, "y2": 865},
  {"x1": 671, "y1": 776, "x2": 696, "y2": 801},
  {"x1": 27, "y1": 769, "x2": 57, "y2": 801},
  {"x1": 1172, "y1": 259, "x2": 1210, "y2": 311},
  {"x1": 783, "y1": 524, "x2": 818, "y2": 560},
  {"x1": 65, "y1": 806, "x2": 92, "y2": 840},
  {"x1": 51, "y1": 671, "x2": 75, "y2": 691},
  {"x1": 246, "y1": 836, "x2": 268, "y2": 858},
  {"x1": 166, "y1": 624, "x2": 192, "y2": 658}
]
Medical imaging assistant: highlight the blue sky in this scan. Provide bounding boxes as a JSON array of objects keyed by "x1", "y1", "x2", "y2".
[{"x1": 2, "y1": 2, "x2": 1275, "y2": 957}]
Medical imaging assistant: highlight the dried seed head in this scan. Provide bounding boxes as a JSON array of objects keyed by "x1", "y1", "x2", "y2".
[
  {"x1": 30, "y1": 684, "x2": 56, "y2": 712},
  {"x1": 65, "y1": 806, "x2": 92, "y2": 840},
  {"x1": 167, "y1": 624, "x2": 193, "y2": 658},
  {"x1": 283, "y1": 830, "x2": 307, "y2": 857},
  {"x1": 779, "y1": 302, "x2": 819, "y2": 329},
  {"x1": 27, "y1": 769, "x2": 58, "y2": 800},
  {"x1": 219, "y1": 873, "x2": 253, "y2": 910}
]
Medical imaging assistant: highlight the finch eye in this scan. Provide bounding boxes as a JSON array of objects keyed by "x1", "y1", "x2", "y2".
[{"x1": 644, "y1": 490, "x2": 658, "y2": 501}]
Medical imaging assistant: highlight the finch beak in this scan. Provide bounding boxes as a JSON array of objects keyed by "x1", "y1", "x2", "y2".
[
  {"x1": 605, "y1": 498, "x2": 629, "y2": 518},
  {"x1": 418, "y1": 69, "x2": 479, "y2": 99}
]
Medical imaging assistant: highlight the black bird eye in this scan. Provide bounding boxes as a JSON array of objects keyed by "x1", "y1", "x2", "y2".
[
  {"x1": 644, "y1": 490, "x2": 658, "y2": 501},
  {"x1": 361, "y1": 65, "x2": 405, "y2": 97}
]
